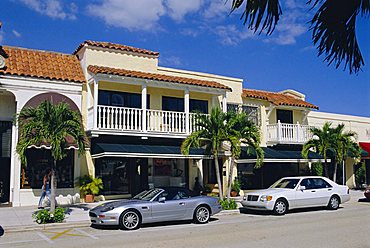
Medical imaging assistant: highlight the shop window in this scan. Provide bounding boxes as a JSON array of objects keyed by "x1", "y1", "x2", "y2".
[
  {"x1": 203, "y1": 159, "x2": 222, "y2": 184},
  {"x1": 21, "y1": 149, "x2": 74, "y2": 189},
  {"x1": 148, "y1": 158, "x2": 186, "y2": 188}
]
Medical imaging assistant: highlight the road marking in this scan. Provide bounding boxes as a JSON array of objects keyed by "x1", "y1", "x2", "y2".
[
  {"x1": 37, "y1": 232, "x2": 54, "y2": 244},
  {"x1": 44, "y1": 229, "x2": 85, "y2": 240},
  {"x1": 75, "y1": 228, "x2": 99, "y2": 239}
]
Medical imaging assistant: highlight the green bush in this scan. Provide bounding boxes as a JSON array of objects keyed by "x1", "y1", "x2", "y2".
[
  {"x1": 33, "y1": 207, "x2": 65, "y2": 224},
  {"x1": 355, "y1": 162, "x2": 366, "y2": 188},
  {"x1": 311, "y1": 162, "x2": 323, "y2": 176},
  {"x1": 231, "y1": 178, "x2": 241, "y2": 194},
  {"x1": 219, "y1": 198, "x2": 237, "y2": 210},
  {"x1": 78, "y1": 175, "x2": 104, "y2": 196}
]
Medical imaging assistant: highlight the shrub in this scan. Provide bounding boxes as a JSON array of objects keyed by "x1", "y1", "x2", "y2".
[
  {"x1": 33, "y1": 207, "x2": 65, "y2": 224},
  {"x1": 219, "y1": 198, "x2": 237, "y2": 210},
  {"x1": 231, "y1": 178, "x2": 241, "y2": 194},
  {"x1": 311, "y1": 162, "x2": 323, "y2": 176},
  {"x1": 78, "y1": 176, "x2": 104, "y2": 196},
  {"x1": 355, "y1": 162, "x2": 366, "y2": 188}
]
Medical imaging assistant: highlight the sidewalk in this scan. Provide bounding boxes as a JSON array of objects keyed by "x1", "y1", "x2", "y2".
[{"x1": 0, "y1": 190, "x2": 366, "y2": 234}]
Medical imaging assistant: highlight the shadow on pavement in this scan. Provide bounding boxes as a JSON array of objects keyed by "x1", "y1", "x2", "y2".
[
  {"x1": 91, "y1": 217, "x2": 219, "y2": 231},
  {"x1": 239, "y1": 206, "x2": 342, "y2": 216},
  {"x1": 358, "y1": 198, "x2": 370, "y2": 203},
  {"x1": 0, "y1": 226, "x2": 4, "y2": 237}
]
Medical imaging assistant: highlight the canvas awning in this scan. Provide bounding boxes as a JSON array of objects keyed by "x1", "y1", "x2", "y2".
[
  {"x1": 359, "y1": 142, "x2": 370, "y2": 158},
  {"x1": 91, "y1": 143, "x2": 211, "y2": 159}
]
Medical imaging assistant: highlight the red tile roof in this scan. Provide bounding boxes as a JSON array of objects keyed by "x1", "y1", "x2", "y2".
[
  {"x1": 73, "y1": 40, "x2": 159, "y2": 57},
  {"x1": 242, "y1": 89, "x2": 318, "y2": 109},
  {"x1": 88, "y1": 65, "x2": 231, "y2": 91},
  {"x1": 0, "y1": 46, "x2": 85, "y2": 83}
]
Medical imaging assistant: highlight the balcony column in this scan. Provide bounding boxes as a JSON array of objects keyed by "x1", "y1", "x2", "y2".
[
  {"x1": 93, "y1": 79, "x2": 99, "y2": 129},
  {"x1": 185, "y1": 89, "x2": 190, "y2": 134},
  {"x1": 277, "y1": 120, "x2": 282, "y2": 141},
  {"x1": 222, "y1": 92, "x2": 227, "y2": 113},
  {"x1": 142, "y1": 82, "x2": 147, "y2": 132},
  {"x1": 296, "y1": 121, "x2": 301, "y2": 143}
]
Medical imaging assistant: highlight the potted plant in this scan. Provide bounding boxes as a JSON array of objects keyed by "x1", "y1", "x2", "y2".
[
  {"x1": 230, "y1": 178, "x2": 241, "y2": 197},
  {"x1": 78, "y1": 175, "x2": 103, "y2": 203}
]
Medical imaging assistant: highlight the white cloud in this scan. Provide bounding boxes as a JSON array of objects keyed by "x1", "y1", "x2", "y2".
[
  {"x1": 160, "y1": 55, "x2": 182, "y2": 67},
  {"x1": 12, "y1": 30, "x2": 22, "y2": 38},
  {"x1": 180, "y1": 28, "x2": 199, "y2": 37},
  {"x1": 87, "y1": 0, "x2": 166, "y2": 31},
  {"x1": 203, "y1": 0, "x2": 231, "y2": 19},
  {"x1": 165, "y1": 0, "x2": 204, "y2": 22},
  {"x1": 213, "y1": 25, "x2": 256, "y2": 46},
  {"x1": 19, "y1": 0, "x2": 78, "y2": 20}
]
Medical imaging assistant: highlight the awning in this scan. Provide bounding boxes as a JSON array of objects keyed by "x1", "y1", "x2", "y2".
[
  {"x1": 91, "y1": 143, "x2": 211, "y2": 159},
  {"x1": 236, "y1": 147, "x2": 328, "y2": 163},
  {"x1": 359, "y1": 142, "x2": 370, "y2": 158}
]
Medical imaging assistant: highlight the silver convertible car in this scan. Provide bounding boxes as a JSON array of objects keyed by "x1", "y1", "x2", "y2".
[
  {"x1": 89, "y1": 187, "x2": 222, "y2": 230},
  {"x1": 241, "y1": 176, "x2": 350, "y2": 215}
]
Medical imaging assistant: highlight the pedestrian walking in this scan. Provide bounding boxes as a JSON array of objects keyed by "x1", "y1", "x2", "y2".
[{"x1": 38, "y1": 168, "x2": 52, "y2": 209}]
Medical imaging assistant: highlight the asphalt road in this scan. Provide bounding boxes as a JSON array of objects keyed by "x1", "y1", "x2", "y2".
[{"x1": 0, "y1": 200, "x2": 369, "y2": 248}]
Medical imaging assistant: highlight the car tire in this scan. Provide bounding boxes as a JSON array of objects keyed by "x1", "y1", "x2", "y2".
[
  {"x1": 119, "y1": 210, "x2": 141, "y2": 230},
  {"x1": 193, "y1": 205, "x2": 210, "y2": 224},
  {"x1": 327, "y1": 195, "x2": 340, "y2": 210},
  {"x1": 273, "y1": 199, "x2": 288, "y2": 215}
]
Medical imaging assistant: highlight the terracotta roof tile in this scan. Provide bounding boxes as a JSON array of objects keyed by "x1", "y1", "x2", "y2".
[
  {"x1": 73, "y1": 40, "x2": 159, "y2": 56},
  {"x1": 88, "y1": 65, "x2": 231, "y2": 91},
  {"x1": 0, "y1": 46, "x2": 85, "y2": 83},
  {"x1": 242, "y1": 89, "x2": 318, "y2": 109}
]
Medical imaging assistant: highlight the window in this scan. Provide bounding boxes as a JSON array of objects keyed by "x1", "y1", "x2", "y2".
[
  {"x1": 227, "y1": 104, "x2": 239, "y2": 113},
  {"x1": 0, "y1": 121, "x2": 12, "y2": 158},
  {"x1": 270, "y1": 178, "x2": 299, "y2": 189},
  {"x1": 242, "y1": 105, "x2": 259, "y2": 125},
  {"x1": 277, "y1": 109, "x2": 293, "y2": 124},
  {"x1": 190, "y1": 99, "x2": 208, "y2": 114},
  {"x1": 98, "y1": 90, "x2": 150, "y2": 108},
  {"x1": 311, "y1": 178, "x2": 332, "y2": 189},
  {"x1": 162, "y1": 96, "x2": 184, "y2": 112},
  {"x1": 22, "y1": 149, "x2": 74, "y2": 189}
]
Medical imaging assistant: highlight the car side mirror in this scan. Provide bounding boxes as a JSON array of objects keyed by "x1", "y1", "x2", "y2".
[
  {"x1": 158, "y1": 197, "x2": 166, "y2": 203},
  {"x1": 298, "y1": 186, "x2": 306, "y2": 191}
]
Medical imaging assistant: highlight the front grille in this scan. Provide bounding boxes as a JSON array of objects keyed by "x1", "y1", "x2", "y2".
[
  {"x1": 89, "y1": 212, "x2": 97, "y2": 217},
  {"x1": 247, "y1": 195, "x2": 259, "y2": 201}
]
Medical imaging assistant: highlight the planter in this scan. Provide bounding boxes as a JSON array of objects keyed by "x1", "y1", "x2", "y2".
[
  {"x1": 84, "y1": 194, "x2": 94, "y2": 203},
  {"x1": 230, "y1": 191, "x2": 238, "y2": 197}
]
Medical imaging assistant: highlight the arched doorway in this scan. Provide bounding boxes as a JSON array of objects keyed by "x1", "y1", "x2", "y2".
[{"x1": 0, "y1": 90, "x2": 16, "y2": 204}]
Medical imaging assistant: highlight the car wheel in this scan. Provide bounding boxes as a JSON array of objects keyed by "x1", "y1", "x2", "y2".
[
  {"x1": 327, "y1": 195, "x2": 340, "y2": 210},
  {"x1": 194, "y1": 205, "x2": 210, "y2": 224},
  {"x1": 273, "y1": 199, "x2": 288, "y2": 215},
  {"x1": 119, "y1": 210, "x2": 141, "y2": 230}
]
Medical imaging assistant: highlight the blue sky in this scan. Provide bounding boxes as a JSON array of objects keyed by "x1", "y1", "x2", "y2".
[{"x1": 1, "y1": 0, "x2": 369, "y2": 117}]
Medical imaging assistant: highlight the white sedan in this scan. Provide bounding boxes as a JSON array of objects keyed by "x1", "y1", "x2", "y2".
[{"x1": 241, "y1": 176, "x2": 350, "y2": 215}]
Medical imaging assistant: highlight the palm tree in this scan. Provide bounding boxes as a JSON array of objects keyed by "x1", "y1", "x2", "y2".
[
  {"x1": 229, "y1": 0, "x2": 368, "y2": 74},
  {"x1": 17, "y1": 100, "x2": 87, "y2": 212},
  {"x1": 331, "y1": 124, "x2": 361, "y2": 183},
  {"x1": 181, "y1": 107, "x2": 234, "y2": 200},
  {"x1": 302, "y1": 122, "x2": 334, "y2": 177},
  {"x1": 225, "y1": 111, "x2": 264, "y2": 198}
]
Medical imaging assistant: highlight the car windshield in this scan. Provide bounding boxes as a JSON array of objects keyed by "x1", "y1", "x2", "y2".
[
  {"x1": 270, "y1": 179, "x2": 300, "y2": 189},
  {"x1": 132, "y1": 189, "x2": 162, "y2": 201}
]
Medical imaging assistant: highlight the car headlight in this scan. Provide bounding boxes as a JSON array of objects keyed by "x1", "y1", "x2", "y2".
[
  {"x1": 260, "y1": 195, "x2": 273, "y2": 202},
  {"x1": 101, "y1": 206, "x2": 115, "y2": 212}
]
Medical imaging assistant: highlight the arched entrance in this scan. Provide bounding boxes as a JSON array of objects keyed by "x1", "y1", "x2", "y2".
[{"x1": 0, "y1": 90, "x2": 16, "y2": 204}]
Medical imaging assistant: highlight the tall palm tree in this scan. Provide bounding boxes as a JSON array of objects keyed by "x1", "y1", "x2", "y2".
[
  {"x1": 225, "y1": 111, "x2": 264, "y2": 198},
  {"x1": 331, "y1": 124, "x2": 361, "y2": 183},
  {"x1": 229, "y1": 0, "x2": 369, "y2": 74},
  {"x1": 181, "y1": 107, "x2": 235, "y2": 200},
  {"x1": 17, "y1": 101, "x2": 87, "y2": 212},
  {"x1": 302, "y1": 122, "x2": 334, "y2": 177}
]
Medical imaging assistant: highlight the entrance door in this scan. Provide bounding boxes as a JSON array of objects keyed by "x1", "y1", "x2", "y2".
[{"x1": 0, "y1": 121, "x2": 12, "y2": 204}]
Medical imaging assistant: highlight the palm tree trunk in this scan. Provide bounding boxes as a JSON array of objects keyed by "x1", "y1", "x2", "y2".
[
  {"x1": 324, "y1": 159, "x2": 329, "y2": 178},
  {"x1": 50, "y1": 160, "x2": 57, "y2": 213},
  {"x1": 214, "y1": 156, "x2": 223, "y2": 200},
  {"x1": 226, "y1": 157, "x2": 234, "y2": 199},
  {"x1": 333, "y1": 163, "x2": 338, "y2": 183}
]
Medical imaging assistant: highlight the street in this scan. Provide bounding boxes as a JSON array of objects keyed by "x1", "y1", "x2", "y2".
[{"x1": 0, "y1": 200, "x2": 369, "y2": 248}]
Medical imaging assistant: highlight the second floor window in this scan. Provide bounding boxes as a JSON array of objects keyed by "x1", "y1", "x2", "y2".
[
  {"x1": 227, "y1": 104, "x2": 259, "y2": 126},
  {"x1": 98, "y1": 90, "x2": 150, "y2": 109},
  {"x1": 276, "y1": 109, "x2": 293, "y2": 124},
  {"x1": 162, "y1": 96, "x2": 208, "y2": 113}
]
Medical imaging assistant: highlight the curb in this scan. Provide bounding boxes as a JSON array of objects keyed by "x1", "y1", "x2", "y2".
[
  {"x1": 3, "y1": 220, "x2": 91, "y2": 233},
  {"x1": 216, "y1": 209, "x2": 240, "y2": 216}
]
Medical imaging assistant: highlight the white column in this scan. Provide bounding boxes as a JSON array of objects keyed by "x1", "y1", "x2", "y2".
[
  {"x1": 185, "y1": 89, "x2": 190, "y2": 134},
  {"x1": 9, "y1": 102, "x2": 17, "y2": 204},
  {"x1": 12, "y1": 104, "x2": 22, "y2": 206},
  {"x1": 93, "y1": 79, "x2": 98, "y2": 129},
  {"x1": 87, "y1": 81, "x2": 91, "y2": 109},
  {"x1": 142, "y1": 83, "x2": 147, "y2": 132},
  {"x1": 296, "y1": 121, "x2": 300, "y2": 143},
  {"x1": 222, "y1": 92, "x2": 227, "y2": 113},
  {"x1": 277, "y1": 120, "x2": 282, "y2": 142}
]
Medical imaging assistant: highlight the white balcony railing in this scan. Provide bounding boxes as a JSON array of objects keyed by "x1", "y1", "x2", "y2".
[
  {"x1": 267, "y1": 121, "x2": 313, "y2": 144},
  {"x1": 89, "y1": 105, "x2": 206, "y2": 135}
]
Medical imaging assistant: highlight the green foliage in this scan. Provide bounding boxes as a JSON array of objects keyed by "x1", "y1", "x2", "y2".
[
  {"x1": 33, "y1": 207, "x2": 65, "y2": 224},
  {"x1": 311, "y1": 162, "x2": 323, "y2": 176},
  {"x1": 78, "y1": 175, "x2": 104, "y2": 196},
  {"x1": 219, "y1": 198, "x2": 237, "y2": 210},
  {"x1": 355, "y1": 162, "x2": 366, "y2": 188},
  {"x1": 231, "y1": 178, "x2": 241, "y2": 193}
]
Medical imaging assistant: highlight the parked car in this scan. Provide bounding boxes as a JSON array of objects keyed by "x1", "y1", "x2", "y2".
[
  {"x1": 89, "y1": 187, "x2": 222, "y2": 230},
  {"x1": 241, "y1": 176, "x2": 350, "y2": 215},
  {"x1": 364, "y1": 187, "x2": 370, "y2": 200}
]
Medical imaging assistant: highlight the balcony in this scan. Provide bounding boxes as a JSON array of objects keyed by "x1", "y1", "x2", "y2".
[
  {"x1": 87, "y1": 105, "x2": 204, "y2": 137},
  {"x1": 266, "y1": 121, "x2": 313, "y2": 144}
]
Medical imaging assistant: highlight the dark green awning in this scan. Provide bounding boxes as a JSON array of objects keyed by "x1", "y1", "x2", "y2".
[{"x1": 92, "y1": 143, "x2": 209, "y2": 159}]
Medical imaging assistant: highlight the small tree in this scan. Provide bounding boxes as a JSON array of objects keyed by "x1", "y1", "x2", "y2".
[{"x1": 17, "y1": 101, "x2": 87, "y2": 212}]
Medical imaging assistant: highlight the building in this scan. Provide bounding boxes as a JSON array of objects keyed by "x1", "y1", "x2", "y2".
[{"x1": 0, "y1": 41, "x2": 369, "y2": 206}]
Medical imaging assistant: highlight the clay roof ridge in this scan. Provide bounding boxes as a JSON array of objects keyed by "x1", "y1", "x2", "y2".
[{"x1": 2, "y1": 45, "x2": 76, "y2": 57}]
